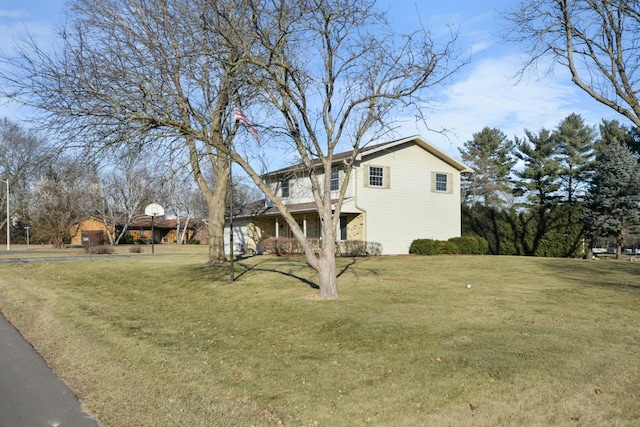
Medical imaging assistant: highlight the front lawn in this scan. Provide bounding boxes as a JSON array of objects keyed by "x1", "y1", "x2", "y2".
[{"x1": 0, "y1": 252, "x2": 638, "y2": 426}]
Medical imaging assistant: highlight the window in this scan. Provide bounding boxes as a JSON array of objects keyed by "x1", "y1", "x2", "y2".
[
  {"x1": 432, "y1": 172, "x2": 452, "y2": 193},
  {"x1": 364, "y1": 165, "x2": 390, "y2": 189},
  {"x1": 330, "y1": 168, "x2": 340, "y2": 191},
  {"x1": 435, "y1": 173, "x2": 448, "y2": 192},
  {"x1": 281, "y1": 178, "x2": 289, "y2": 198},
  {"x1": 369, "y1": 166, "x2": 384, "y2": 187}
]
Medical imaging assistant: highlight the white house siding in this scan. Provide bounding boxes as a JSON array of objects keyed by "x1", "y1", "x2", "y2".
[
  {"x1": 224, "y1": 218, "x2": 257, "y2": 254},
  {"x1": 266, "y1": 169, "x2": 354, "y2": 206},
  {"x1": 356, "y1": 143, "x2": 462, "y2": 254}
]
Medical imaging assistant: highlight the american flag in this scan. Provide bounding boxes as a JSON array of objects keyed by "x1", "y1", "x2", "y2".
[{"x1": 234, "y1": 108, "x2": 260, "y2": 142}]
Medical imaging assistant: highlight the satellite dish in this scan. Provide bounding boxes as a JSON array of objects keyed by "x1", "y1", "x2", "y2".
[{"x1": 144, "y1": 203, "x2": 165, "y2": 217}]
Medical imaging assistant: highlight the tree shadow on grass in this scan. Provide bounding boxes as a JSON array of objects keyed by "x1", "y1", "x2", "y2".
[
  {"x1": 540, "y1": 258, "x2": 640, "y2": 293},
  {"x1": 178, "y1": 256, "x2": 363, "y2": 291},
  {"x1": 234, "y1": 257, "x2": 319, "y2": 290}
]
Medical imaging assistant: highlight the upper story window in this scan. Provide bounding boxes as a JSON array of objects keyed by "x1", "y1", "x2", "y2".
[
  {"x1": 281, "y1": 178, "x2": 290, "y2": 198},
  {"x1": 364, "y1": 165, "x2": 389, "y2": 189},
  {"x1": 432, "y1": 172, "x2": 452, "y2": 193},
  {"x1": 369, "y1": 166, "x2": 384, "y2": 187},
  {"x1": 435, "y1": 173, "x2": 447, "y2": 192},
  {"x1": 330, "y1": 168, "x2": 340, "y2": 191}
]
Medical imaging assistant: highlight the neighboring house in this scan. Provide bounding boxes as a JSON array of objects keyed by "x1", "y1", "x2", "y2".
[
  {"x1": 225, "y1": 135, "x2": 473, "y2": 255},
  {"x1": 69, "y1": 217, "x2": 109, "y2": 246},
  {"x1": 70, "y1": 216, "x2": 205, "y2": 245}
]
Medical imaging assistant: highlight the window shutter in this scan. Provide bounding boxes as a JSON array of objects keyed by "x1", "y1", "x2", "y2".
[
  {"x1": 363, "y1": 165, "x2": 369, "y2": 187},
  {"x1": 447, "y1": 173, "x2": 453, "y2": 194},
  {"x1": 430, "y1": 172, "x2": 436, "y2": 192},
  {"x1": 384, "y1": 166, "x2": 390, "y2": 189}
]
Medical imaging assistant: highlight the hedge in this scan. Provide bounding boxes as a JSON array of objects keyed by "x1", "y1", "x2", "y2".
[
  {"x1": 259, "y1": 238, "x2": 381, "y2": 256},
  {"x1": 409, "y1": 236, "x2": 489, "y2": 256}
]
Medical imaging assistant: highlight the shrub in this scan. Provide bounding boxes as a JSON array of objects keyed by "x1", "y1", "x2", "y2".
[
  {"x1": 260, "y1": 238, "x2": 381, "y2": 256},
  {"x1": 336, "y1": 240, "x2": 382, "y2": 256},
  {"x1": 448, "y1": 236, "x2": 489, "y2": 255},
  {"x1": 260, "y1": 237, "x2": 305, "y2": 255},
  {"x1": 84, "y1": 245, "x2": 114, "y2": 255},
  {"x1": 365, "y1": 241, "x2": 383, "y2": 256},
  {"x1": 439, "y1": 240, "x2": 460, "y2": 255},
  {"x1": 473, "y1": 236, "x2": 490, "y2": 255},
  {"x1": 129, "y1": 245, "x2": 144, "y2": 253},
  {"x1": 186, "y1": 239, "x2": 200, "y2": 245},
  {"x1": 410, "y1": 236, "x2": 490, "y2": 256},
  {"x1": 409, "y1": 239, "x2": 442, "y2": 255}
]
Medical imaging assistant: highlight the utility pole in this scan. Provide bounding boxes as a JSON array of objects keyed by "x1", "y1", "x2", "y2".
[{"x1": 1, "y1": 178, "x2": 9, "y2": 251}]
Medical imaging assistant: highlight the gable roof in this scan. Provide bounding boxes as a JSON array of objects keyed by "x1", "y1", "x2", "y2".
[{"x1": 262, "y1": 135, "x2": 473, "y2": 177}]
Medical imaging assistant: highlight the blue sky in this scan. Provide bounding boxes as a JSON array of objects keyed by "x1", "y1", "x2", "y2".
[{"x1": 0, "y1": 0, "x2": 626, "y2": 160}]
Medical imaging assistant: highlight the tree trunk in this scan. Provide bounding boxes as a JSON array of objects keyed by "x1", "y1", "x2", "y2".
[
  {"x1": 317, "y1": 250, "x2": 339, "y2": 299},
  {"x1": 315, "y1": 205, "x2": 339, "y2": 299},
  {"x1": 204, "y1": 170, "x2": 230, "y2": 266},
  {"x1": 616, "y1": 235, "x2": 623, "y2": 260}
]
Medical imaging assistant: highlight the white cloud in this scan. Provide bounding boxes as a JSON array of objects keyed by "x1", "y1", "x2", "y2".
[{"x1": 396, "y1": 54, "x2": 623, "y2": 158}]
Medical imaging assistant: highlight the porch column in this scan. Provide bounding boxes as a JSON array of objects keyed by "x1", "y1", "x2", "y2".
[
  {"x1": 303, "y1": 215, "x2": 307, "y2": 237},
  {"x1": 275, "y1": 218, "x2": 279, "y2": 238}
]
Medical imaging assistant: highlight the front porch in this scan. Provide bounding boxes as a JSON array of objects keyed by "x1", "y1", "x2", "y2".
[{"x1": 226, "y1": 205, "x2": 364, "y2": 255}]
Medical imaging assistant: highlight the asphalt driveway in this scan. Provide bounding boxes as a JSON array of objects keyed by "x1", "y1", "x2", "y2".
[{"x1": 0, "y1": 312, "x2": 98, "y2": 427}]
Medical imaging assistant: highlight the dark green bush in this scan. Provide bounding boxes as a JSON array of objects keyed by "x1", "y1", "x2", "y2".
[
  {"x1": 439, "y1": 240, "x2": 460, "y2": 255},
  {"x1": 185, "y1": 239, "x2": 200, "y2": 245},
  {"x1": 409, "y1": 239, "x2": 442, "y2": 255},
  {"x1": 473, "y1": 236, "x2": 490, "y2": 255},
  {"x1": 448, "y1": 236, "x2": 489, "y2": 255},
  {"x1": 410, "y1": 236, "x2": 490, "y2": 256}
]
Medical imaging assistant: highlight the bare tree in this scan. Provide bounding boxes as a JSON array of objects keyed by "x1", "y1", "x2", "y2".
[
  {"x1": 505, "y1": 0, "x2": 640, "y2": 127},
  {"x1": 0, "y1": 118, "x2": 53, "y2": 235},
  {"x1": 225, "y1": 0, "x2": 465, "y2": 298},
  {"x1": 98, "y1": 154, "x2": 159, "y2": 245},
  {"x1": 0, "y1": 0, "x2": 255, "y2": 264},
  {"x1": 155, "y1": 165, "x2": 208, "y2": 245},
  {"x1": 29, "y1": 158, "x2": 100, "y2": 247}
]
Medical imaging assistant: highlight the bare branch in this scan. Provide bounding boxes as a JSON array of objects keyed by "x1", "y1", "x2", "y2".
[{"x1": 505, "y1": 0, "x2": 640, "y2": 127}]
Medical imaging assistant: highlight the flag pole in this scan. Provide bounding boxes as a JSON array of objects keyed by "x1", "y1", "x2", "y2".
[
  {"x1": 229, "y1": 153, "x2": 234, "y2": 283},
  {"x1": 229, "y1": 107, "x2": 258, "y2": 283}
]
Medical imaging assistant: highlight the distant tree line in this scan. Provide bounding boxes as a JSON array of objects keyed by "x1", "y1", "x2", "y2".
[
  {"x1": 0, "y1": 118, "x2": 259, "y2": 247},
  {"x1": 461, "y1": 114, "x2": 640, "y2": 259}
]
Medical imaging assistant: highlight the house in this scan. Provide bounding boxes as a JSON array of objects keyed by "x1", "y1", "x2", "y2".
[
  {"x1": 225, "y1": 135, "x2": 473, "y2": 255},
  {"x1": 70, "y1": 216, "x2": 205, "y2": 246}
]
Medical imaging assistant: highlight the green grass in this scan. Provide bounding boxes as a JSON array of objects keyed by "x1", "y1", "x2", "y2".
[{"x1": 0, "y1": 250, "x2": 638, "y2": 426}]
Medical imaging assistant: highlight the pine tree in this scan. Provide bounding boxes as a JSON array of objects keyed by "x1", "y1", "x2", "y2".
[
  {"x1": 554, "y1": 114, "x2": 596, "y2": 204},
  {"x1": 459, "y1": 127, "x2": 516, "y2": 207},
  {"x1": 584, "y1": 140, "x2": 640, "y2": 258},
  {"x1": 514, "y1": 128, "x2": 561, "y2": 207},
  {"x1": 596, "y1": 120, "x2": 636, "y2": 156}
]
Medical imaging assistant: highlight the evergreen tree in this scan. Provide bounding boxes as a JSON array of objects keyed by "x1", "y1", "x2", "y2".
[
  {"x1": 629, "y1": 127, "x2": 640, "y2": 157},
  {"x1": 514, "y1": 128, "x2": 561, "y2": 207},
  {"x1": 514, "y1": 128, "x2": 562, "y2": 255},
  {"x1": 596, "y1": 120, "x2": 636, "y2": 156},
  {"x1": 459, "y1": 127, "x2": 516, "y2": 207},
  {"x1": 554, "y1": 114, "x2": 596, "y2": 204},
  {"x1": 584, "y1": 140, "x2": 640, "y2": 258}
]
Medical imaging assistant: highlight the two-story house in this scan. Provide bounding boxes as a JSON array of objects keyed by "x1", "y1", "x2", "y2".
[{"x1": 225, "y1": 135, "x2": 473, "y2": 255}]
